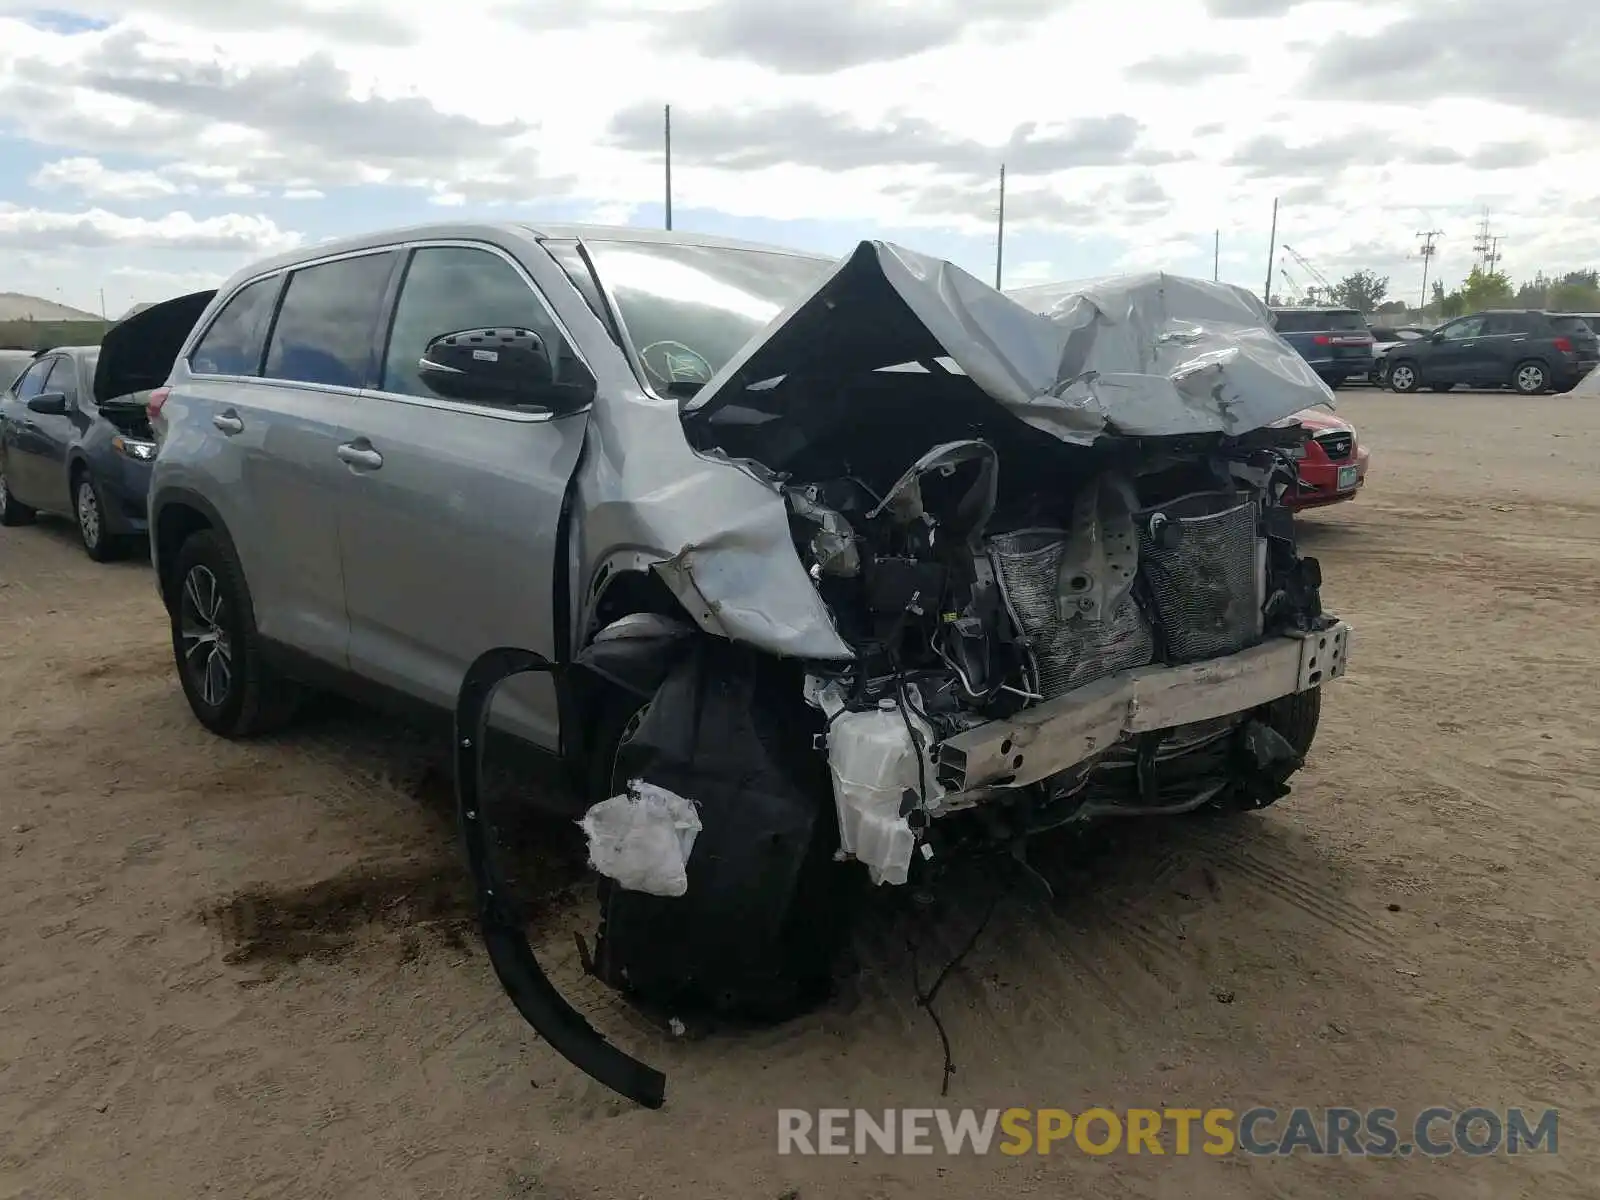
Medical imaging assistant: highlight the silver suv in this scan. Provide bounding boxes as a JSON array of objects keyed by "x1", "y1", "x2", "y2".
[
  {"x1": 131, "y1": 224, "x2": 836, "y2": 747},
  {"x1": 127, "y1": 227, "x2": 1351, "y2": 1081}
]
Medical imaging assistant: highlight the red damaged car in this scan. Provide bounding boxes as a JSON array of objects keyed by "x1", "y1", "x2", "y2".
[{"x1": 1277, "y1": 407, "x2": 1369, "y2": 510}]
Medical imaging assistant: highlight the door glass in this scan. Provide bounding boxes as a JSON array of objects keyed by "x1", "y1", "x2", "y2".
[
  {"x1": 13, "y1": 359, "x2": 52, "y2": 401},
  {"x1": 1479, "y1": 314, "x2": 1518, "y2": 336},
  {"x1": 1440, "y1": 318, "x2": 1484, "y2": 341},
  {"x1": 264, "y1": 252, "x2": 397, "y2": 389},
  {"x1": 191, "y1": 276, "x2": 281, "y2": 377},
  {"x1": 46, "y1": 356, "x2": 81, "y2": 408},
  {"x1": 380, "y1": 245, "x2": 577, "y2": 402}
]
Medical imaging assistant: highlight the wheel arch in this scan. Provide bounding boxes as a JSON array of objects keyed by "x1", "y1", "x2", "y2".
[{"x1": 151, "y1": 487, "x2": 235, "y2": 614}]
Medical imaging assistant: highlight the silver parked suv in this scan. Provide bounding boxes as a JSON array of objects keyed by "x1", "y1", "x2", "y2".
[{"x1": 128, "y1": 225, "x2": 1351, "y2": 1081}]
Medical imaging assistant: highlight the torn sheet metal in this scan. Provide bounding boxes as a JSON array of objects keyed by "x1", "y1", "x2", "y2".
[
  {"x1": 572, "y1": 377, "x2": 854, "y2": 661},
  {"x1": 682, "y1": 241, "x2": 1333, "y2": 447},
  {"x1": 580, "y1": 781, "x2": 702, "y2": 898}
]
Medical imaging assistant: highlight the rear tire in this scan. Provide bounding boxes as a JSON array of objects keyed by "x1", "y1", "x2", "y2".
[
  {"x1": 0, "y1": 462, "x2": 37, "y2": 526},
  {"x1": 1512, "y1": 359, "x2": 1549, "y2": 395},
  {"x1": 170, "y1": 529, "x2": 299, "y2": 737},
  {"x1": 1388, "y1": 360, "x2": 1420, "y2": 393}
]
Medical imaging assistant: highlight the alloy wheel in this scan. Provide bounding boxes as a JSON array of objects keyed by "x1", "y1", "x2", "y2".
[
  {"x1": 76, "y1": 479, "x2": 101, "y2": 549},
  {"x1": 180, "y1": 565, "x2": 233, "y2": 707},
  {"x1": 1390, "y1": 364, "x2": 1415, "y2": 391},
  {"x1": 1516, "y1": 364, "x2": 1545, "y2": 394}
]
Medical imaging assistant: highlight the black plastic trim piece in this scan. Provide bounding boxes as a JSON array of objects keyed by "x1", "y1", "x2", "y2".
[{"x1": 454, "y1": 645, "x2": 667, "y2": 1109}]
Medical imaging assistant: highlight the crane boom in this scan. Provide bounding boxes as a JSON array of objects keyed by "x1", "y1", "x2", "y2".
[{"x1": 1281, "y1": 244, "x2": 1335, "y2": 296}]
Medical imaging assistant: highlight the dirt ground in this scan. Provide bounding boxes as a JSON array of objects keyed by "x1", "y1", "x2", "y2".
[{"x1": 3, "y1": 388, "x2": 1599, "y2": 1199}]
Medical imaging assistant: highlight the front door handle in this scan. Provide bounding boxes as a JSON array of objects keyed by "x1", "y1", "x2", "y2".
[
  {"x1": 336, "y1": 441, "x2": 383, "y2": 470},
  {"x1": 212, "y1": 411, "x2": 244, "y2": 435}
]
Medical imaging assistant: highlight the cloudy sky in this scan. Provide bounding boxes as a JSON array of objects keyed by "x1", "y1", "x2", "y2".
[{"x1": 1, "y1": 0, "x2": 1596, "y2": 316}]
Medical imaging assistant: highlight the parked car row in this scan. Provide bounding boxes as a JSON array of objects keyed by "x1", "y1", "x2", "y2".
[
  {"x1": 1269, "y1": 304, "x2": 1599, "y2": 395},
  {"x1": 3, "y1": 226, "x2": 1358, "y2": 1104}
]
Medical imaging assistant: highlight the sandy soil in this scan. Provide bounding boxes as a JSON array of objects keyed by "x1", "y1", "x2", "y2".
[{"x1": 3, "y1": 389, "x2": 1599, "y2": 1199}]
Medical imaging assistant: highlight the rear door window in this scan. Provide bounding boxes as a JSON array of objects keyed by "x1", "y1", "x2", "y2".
[
  {"x1": 191, "y1": 276, "x2": 282, "y2": 377},
  {"x1": 264, "y1": 252, "x2": 397, "y2": 389},
  {"x1": 1479, "y1": 313, "x2": 1522, "y2": 336},
  {"x1": 379, "y1": 245, "x2": 582, "y2": 404}
]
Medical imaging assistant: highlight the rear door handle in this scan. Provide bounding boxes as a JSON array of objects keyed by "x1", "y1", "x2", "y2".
[
  {"x1": 212, "y1": 411, "x2": 244, "y2": 435},
  {"x1": 336, "y1": 441, "x2": 383, "y2": 470}
]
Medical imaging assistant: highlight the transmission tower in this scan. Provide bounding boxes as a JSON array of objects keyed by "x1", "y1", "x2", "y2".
[{"x1": 1472, "y1": 211, "x2": 1494, "y2": 270}]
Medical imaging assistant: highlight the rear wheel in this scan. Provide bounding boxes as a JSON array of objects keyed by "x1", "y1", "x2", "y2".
[
  {"x1": 1388, "y1": 360, "x2": 1420, "y2": 393},
  {"x1": 0, "y1": 462, "x2": 37, "y2": 526},
  {"x1": 1512, "y1": 360, "x2": 1549, "y2": 395},
  {"x1": 170, "y1": 529, "x2": 299, "y2": 737}
]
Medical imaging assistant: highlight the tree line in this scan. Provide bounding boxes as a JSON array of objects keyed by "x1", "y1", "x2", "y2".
[{"x1": 1271, "y1": 268, "x2": 1600, "y2": 322}]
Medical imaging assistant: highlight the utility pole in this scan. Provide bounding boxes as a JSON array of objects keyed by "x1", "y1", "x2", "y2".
[
  {"x1": 663, "y1": 104, "x2": 673, "y2": 231},
  {"x1": 1416, "y1": 229, "x2": 1442, "y2": 314},
  {"x1": 99, "y1": 287, "x2": 106, "y2": 320},
  {"x1": 995, "y1": 163, "x2": 1006, "y2": 290},
  {"x1": 1262, "y1": 197, "x2": 1279, "y2": 305},
  {"x1": 1213, "y1": 229, "x2": 1220, "y2": 282},
  {"x1": 1487, "y1": 236, "x2": 1503, "y2": 276}
]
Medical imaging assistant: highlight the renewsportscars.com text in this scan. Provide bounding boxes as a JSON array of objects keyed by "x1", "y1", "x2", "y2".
[{"x1": 777, "y1": 1106, "x2": 1559, "y2": 1157}]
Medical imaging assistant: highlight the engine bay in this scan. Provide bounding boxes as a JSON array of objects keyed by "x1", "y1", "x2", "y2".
[{"x1": 693, "y1": 366, "x2": 1335, "y2": 885}]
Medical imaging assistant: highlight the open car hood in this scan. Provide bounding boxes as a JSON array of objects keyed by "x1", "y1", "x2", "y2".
[
  {"x1": 683, "y1": 242, "x2": 1333, "y2": 446},
  {"x1": 93, "y1": 289, "x2": 215, "y2": 404}
]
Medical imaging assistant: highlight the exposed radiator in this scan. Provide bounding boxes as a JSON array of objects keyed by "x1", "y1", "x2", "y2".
[
  {"x1": 1137, "y1": 491, "x2": 1262, "y2": 663},
  {"x1": 988, "y1": 528, "x2": 1155, "y2": 699}
]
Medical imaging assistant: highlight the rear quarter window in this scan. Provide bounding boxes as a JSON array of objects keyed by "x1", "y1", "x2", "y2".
[
  {"x1": 1550, "y1": 316, "x2": 1594, "y2": 335},
  {"x1": 191, "y1": 276, "x2": 282, "y2": 377}
]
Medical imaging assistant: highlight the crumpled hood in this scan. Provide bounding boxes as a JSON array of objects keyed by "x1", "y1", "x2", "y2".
[{"x1": 683, "y1": 241, "x2": 1335, "y2": 446}]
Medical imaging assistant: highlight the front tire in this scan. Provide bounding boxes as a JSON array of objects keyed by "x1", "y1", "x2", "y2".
[
  {"x1": 73, "y1": 471, "x2": 119, "y2": 562},
  {"x1": 0, "y1": 462, "x2": 37, "y2": 526},
  {"x1": 1388, "y1": 360, "x2": 1420, "y2": 393},
  {"x1": 170, "y1": 529, "x2": 299, "y2": 737},
  {"x1": 1512, "y1": 359, "x2": 1549, "y2": 395},
  {"x1": 1213, "y1": 688, "x2": 1321, "y2": 813}
]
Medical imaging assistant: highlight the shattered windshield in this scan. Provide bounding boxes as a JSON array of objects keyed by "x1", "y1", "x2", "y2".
[{"x1": 581, "y1": 240, "x2": 834, "y2": 396}]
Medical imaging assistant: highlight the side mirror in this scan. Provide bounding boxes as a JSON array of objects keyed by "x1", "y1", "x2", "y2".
[
  {"x1": 1429, "y1": 331, "x2": 1445, "y2": 343},
  {"x1": 417, "y1": 328, "x2": 594, "y2": 414},
  {"x1": 27, "y1": 392, "x2": 68, "y2": 416}
]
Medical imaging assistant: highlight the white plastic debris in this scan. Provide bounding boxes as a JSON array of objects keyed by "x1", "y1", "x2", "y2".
[
  {"x1": 578, "y1": 780, "x2": 702, "y2": 898},
  {"x1": 825, "y1": 698, "x2": 939, "y2": 886}
]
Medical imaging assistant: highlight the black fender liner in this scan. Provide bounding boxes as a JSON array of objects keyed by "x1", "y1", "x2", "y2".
[{"x1": 454, "y1": 646, "x2": 667, "y2": 1109}]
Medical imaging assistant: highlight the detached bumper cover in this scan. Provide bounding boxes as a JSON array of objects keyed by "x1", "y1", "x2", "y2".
[{"x1": 936, "y1": 621, "x2": 1352, "y2": 792}]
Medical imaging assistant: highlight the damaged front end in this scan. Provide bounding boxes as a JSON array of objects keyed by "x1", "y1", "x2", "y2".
[
  {"x1": 458, "y1": 242, "x2": 1353, "y2": 1107},
  {"x1": 672, "y1": 245, "x2": 1351, "y2": 890}
]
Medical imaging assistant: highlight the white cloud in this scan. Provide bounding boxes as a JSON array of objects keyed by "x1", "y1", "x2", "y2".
[
  {"x1": 0, "y1": 205, "x2": 302, "y2": 253},
  {"x1": 0, "y1": 0, "x2": 1596, "y2": 309},
  {"x1": 30, "y1": 156, "x2": 181, "y2": 200}
]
